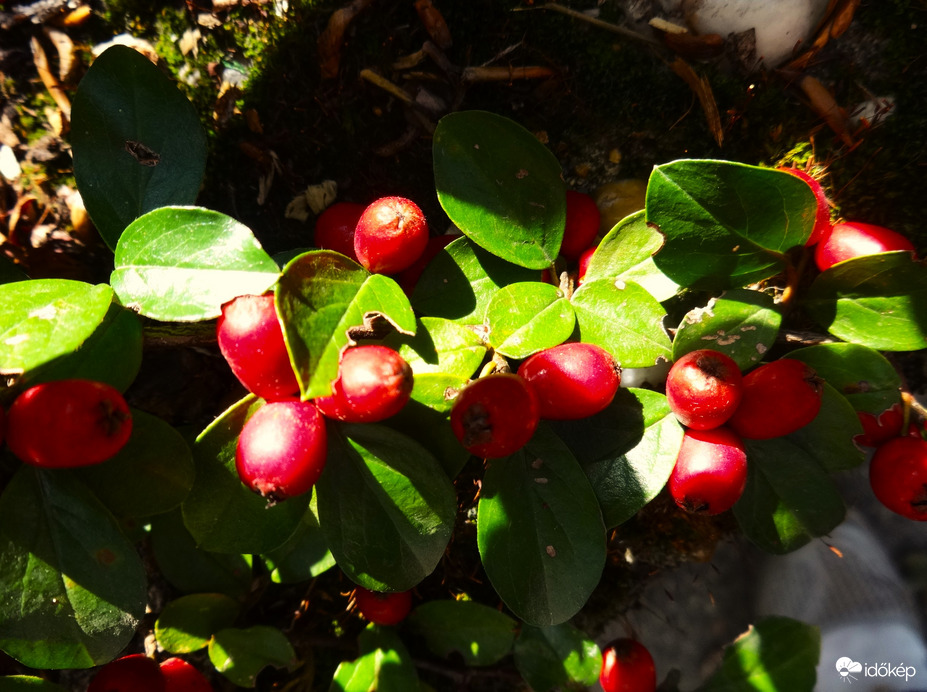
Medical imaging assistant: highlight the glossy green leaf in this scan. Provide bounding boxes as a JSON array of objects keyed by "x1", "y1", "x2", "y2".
[
  {"x1": 260, "y1": 494, "x2": 336, "y2": 584},
  {"x1": 316, "y1": 423, "x2": 456, "y2": 591},
  {"x1": 583, "y1": 210, "x2": 679, "y2": 302},
  {"x1": 329, "y1": 625, "x2": 419, "y2": 692},
  {"x1": 648, "y1": 161, "x2": 814, "y2": 290},
  {"x1": 183, "y1": 396, "x2": 309, "y2": 554},
  {"x1": 484, "y1": 282, "x2": 575, "y2": 359},
  {"x1": 549, "y1": 388, "x2": 683, "y2": 528},
  {"x1": 0, "y1": 468, "x2": 146, "y2": 669},
  {"x1": 111, "y1": 206, "x2": 280, "y2": 322},
  {"x1": 155, "y1": 593, "x2": 241, "y2": 654},
  {"x1": 477, "y1": 425, "x2": 606, "y2": 626},
  {"x1": 71, "y1": 45, "x2": 206, "y2": 249},
  {"x1": 78, "y1": 409, "x2": 194, "y2": 518},
  {"x1": 411, "y1": 235, "x2": 539, "y2": 324},
  {"x1": 433, "y1": 111, "x2": 565, "y2": 269},
  {"x1": 406, "y1": 600, "x2": 517, "y2": 667},
  {"x1": 699, "y1": 617, "x2": 820, "y2": 692},
  {"x1": 0, "y1": 677, "x2": 66, "y2": 690},
  {"x1": 672, "y1": 289, "x2": 782, "y2": 370},
  {"x1": 208, "y1": 626, "x2": 296, "y2": 688},
  {"x1": 277, "y1": 250, "x2": 416, "y2": 400},
  {"x1": 571, "y1": 278, "x2": 672, "y2": 368},
  {"x1": 384, "y1": 400, "x2": 470, "y2": 479},
  {"x1": 513, "y1": 623, "x2": 602, "y2": 691},
  {"x1": 804, "y1": 252, "x2": 927, "y2": 351}
]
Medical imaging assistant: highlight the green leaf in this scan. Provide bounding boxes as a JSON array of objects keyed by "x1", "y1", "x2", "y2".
[
  {"x1": 71, "y1": 45, "x2": 206, "y2": 249},
  {"x1": 208, "y1": 626, "x2": 296, "y2": 688},
  {"x1": 277, "y1": 250, "x2": 416, "y2": 399},
  {"x1": 804, "y1": 252, "x2": 927, "y2": 351},
  {"x1": 781, "y1": 382, "x2": 864, "y2": 472},
  {"x1": 571, "y1": 278, "x2": 672, "y2": 368},
  {"x1": 260, "y1": 494, "x2": 336, "y2": 584},
  {"x1": 184, "y1": 396, "x2": 309, "y2": 554},
  {"x1": 672, "y1": 289, "x2": 782, "y2": 370},
  {"x1": 406, "y1": 600, "x2": 517, "y2": 667},
  {"x1": 329, "y1": 625, "x2": 419, "y2": 692},
  {"x1": 0, "y1": 468, "x2": 146, "y2": 669},
  {"x1": 111, "y1": 206, "x2": 280, "y2": 322},
  {"x1": 0, "y1": 677, "x2": 66, "y2": 690},
  {"x1": 549, "y1": 388, "x2": 683, "y2": 528},
  {"x1": 477, "y1": 425, "x2": 606, "y2": 626},
  {"x1": 316, "y1": 423, "x2": 456, "y2": 591},
  {"x1": 155, "y1": 593, "x2": 241, "y2": 654},
  {"x1": 384, "y1": 400, "x2": 470, "y2": 479},
  {"x1": 513, "y1": 623, "x2": 602, "y2": 691},
  {"x1": 77, "y1": 410, "x2": 194, "y2": 518},
  {"x1": 582, "y1": 210, "x2": 679, "y2": 302},
  {"x1": 433, "y1": 111, "x2": 565, "y2": 269},
  {"x1": 647, "y1": 161, "x2": 814, "y2": 290},
  {"x1": 484, "y1": 282, "x2": 575, "y2": 359},
  {"x1": 411, "y1": 236, "x2": 539, "y2": 324},
  {"x1": 699, "y1": 617, "x2": 820, "y2": 692}
]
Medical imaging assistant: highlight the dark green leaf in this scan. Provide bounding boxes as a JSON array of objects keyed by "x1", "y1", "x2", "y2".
[
  {"x1": 155, "y1": 593, "x2": 241, "y2": 654},
  {"x1": 648, "y1": 161, "x2": 814, "y2": 290},
  {"x1": 783, "y1": 382, "x2": 864, "y2": 472},
  {"x1": 208, "y1": 626, "x2": 296, "y2": 688},
  {"x1": 71, "y1": 45, "x2": 206, "y2": 249},
  {"x1": 0, "y1": 676, "x2": 66, "y2": 690},
  {"x1": 111, "y1": 206, "x2": 280, "y2": 322},
  {"x1": 260, "y1": 494, "x2": 336, "y2": 584},
  {"x1": 406, "y1": 600, "x2": 517, "y2": 667},
  {"x1": 513, "y1": 623, "x2": 602, "y2": 691},
  {"x1": 484, "y1": 282, "x2": 575, "y2": 359},
  {"x1": 384, "y1": 400, "x2": 470, "y2": 479},
  {"x1": 804, "y1": 252, "x2": 927, "y2": 351},
  {"x1": 477, "y1": 425, "x2": 606, "y2": 626},
  {"x1": 0, "y1": 255, "x2": 28, "y2": 284},
  {"x1": 0, "y1": 468, "x2": 146, "y2": 669},
  {"x1": 433, "y1": 111, "x2": 565, "y2": 269},
  {"x1": 329, "y1": 625, "x2": 419, "y2": 692}
]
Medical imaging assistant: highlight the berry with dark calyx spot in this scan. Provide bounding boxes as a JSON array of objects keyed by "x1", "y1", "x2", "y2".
[
  {"x1": 450, "y1": 373, "x2": 539, "y2": 458},
  {"x1": 235, "y1": 399, "x2": 328, "y2": 502},
  {"x1": 354, "y1": 587, "x2": 413, "y2": 626},
  {"x1": 869, "y1": 436, "x2": 927, "y2": 521},
  {"x1": 354, "y1": 196, "x2": 429, "y2": 274},
  {"x1": 814, "y1": 220, "x2": 916, "y2": 272},
  {"x1": 6, "y1": 379, "x2": 132, "y2": 468},
  {"x1": 314, "y1": 345, "x2": 414, "y2": 423},
  {"x1": 159, "y1": 657, "x2": 213, "y2": 692},
  {"x1": 669, "y1": 427, "x2": 747, "y2": 515},
  {"x1": 560, "y1": 190, "x2": 601, "y2": 261},
  {"x1": 518, "y1": 342, "x2": 620, "y2": 420},
  {"x1": 88, "y1": 654, "x2": 166, "y2": 692},
  {"x1": 777, "y1": 166, "x2": 832, "y2": 246},
  {"x1": 217, "y1": 293, "x2": 300, "y2": 402},
  {"x1": 314, "y1": 201, "x2": 366, "y2": 262},
  {"x1": 728, "y1": 359, "x2": 824, "y2": 440},
  {"x1": 599, "y1": 638, "x2": 657, "y2": 692},
  {"x1": 665, "y1": 349, "x2": 743, "y2": 431},
  {"x1": 855, "y1": 403, "x2": 905, "y2": 448}
]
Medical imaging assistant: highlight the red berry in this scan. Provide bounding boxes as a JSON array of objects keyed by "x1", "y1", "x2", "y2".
[
  {"x1": 314, "y1": 201, "x2": 366, "y2": 263},
  {"x1": 669, "y1": 427, "x2": 747, "y2": 515},
  {"x1": 217, "y1": 294, "x2": 300, "y2": 402},
  {"x1": 728, "y1": 359, "x2": 823, "y2": 440},
  {"x1": 665, "y1": 349, "x2": 743, "y2": 430},
  {"x1": 353, "y1": 587, "x2": 412, "y2": 626},
  {"x1": 235, "y1": 399, "x2": 328, "y2": 502},
  {"x1": 518, "y1": 342, "x2": 620, "y2": 420},
  {"x1": 88, "y1": 654, "x2": 166, "y2": 692},
  {"x1": 855, "y1": 403, "x2": 905, "y2": 448},
  {"x1": 777, "y1": 167, "x2": 832, "y2": 246},
  {"x1": 576, "y1": 243, "x2": 597, "y2": 286},
  {"x1": 450, "y1": 374, "x2": 539, "y2": 458},
  {"x1": 159, "y1": 657, "x2": 213, "y2": 692},
  {"x1": 6, "y1": 379, "x2": 132, "y2": 468},
  {"x1": 560, "y1": 190, "x2": 601, "y2": 261},
  {"x1": 814, "y1": 221, "x2": 916, "y2": 272},
  {"x1": 869, "y1": 436, "x2": 927, "y2": 521},
  {"x1": 353, "y1": 196, "x2": 429, "y2": 274},
  {"x1": 394, "y1": 233, "x2": 458, "y2": 297},
  {"x1": 599, "y1": 638, "x2": 657, "y2": 692},
  {"x1": 314, "y1": 345, "x2": 413, "y2": 423},
  {"x1": 0, "y1": 406, "x2": 5, "y2": 447}
]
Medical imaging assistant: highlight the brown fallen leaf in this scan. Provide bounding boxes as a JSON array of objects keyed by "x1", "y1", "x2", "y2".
[
  {"x1": 30, "y1": 36, "x2": 71, "y2": 123},
  {"x1": 415, "y1": 0, "x2": 452, "y2": 50},
  {"x1": 669, "y1": 57, "x2": 723, "y2": 148},
  {"x1": 798, "y1": 74, "x2": 855, "y2": 147},
  {"x1": 782, "y1": 0, "x2": 861, "y2": 71},
  {"x1": 662, "y1": 32, "x2": 725, "y2": 62},
  {"x1": 318, "y1": 0, "x2": 375, "y2": 80},
  {"x1": 460, "y1": 65, "x2": 556, "y2": 83}
]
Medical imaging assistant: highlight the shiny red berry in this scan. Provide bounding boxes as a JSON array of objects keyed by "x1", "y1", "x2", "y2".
[
  {"x1": 88, "y1": 654, "x2": 165, "y2": 692},
  {"x1": 354, "y1": 587, "x2": 412, "y2": 626},
  {"x1": 450, "y1": 374, "x2": 539, "y2": 458},
  {"x1": 665, "y1": 349, "x2": 743, "y2": 430},
  {"x1": 869, "y1": 436, "x2": 927, "y2": 521},
  {"x1": 576, "y1": 243, "x2": 597, "y2": 286},
  {"x1": 314, "y1": 345, "x2": 413, "y2": 423},
  {"x1": 159, "y1": 657, "x2": 213, "y2": 692},
  {"x1": 669, "y1": 427, "x2": 747, "y2": 515},
  {"x1": 777, "y1": 167, "x2": 831, "y2": 246},
  {"x1": 855, "y1": 403, "x2": 905, "y2": 448},
  {"x1": 314, "y1": 201, "x2": 366, "y2": 263},
  {"x1": 599, "y1": 638, "x2": 657, "y2": 692},
  {"x1": 561, "y1": 190, "x2": 601, "y2": 261},
  {"x1": 728, "y1": 359, "x2": 823, "y2": 440},
  {"x1": 354, "y1": 196, "x2": 429, "y2": 274},
  {"x1": 815, "y1": 221, "x2": 915, "y2": 272}
]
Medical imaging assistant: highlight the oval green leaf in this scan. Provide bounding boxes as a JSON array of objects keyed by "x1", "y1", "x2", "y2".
[
  {"x1": 330, "y1": 625, "x2": 419, "y2": 692},
  {"x1": 406, "y1": 600, "x2": 518, "y2": 667},
  {"x1": 260, "y1": 494, "x2": 336, "y2": 584},
  {"x1": 208, "y1": 626, "x2": 296, "y2": 688},
  {"x1": 384, "y1": 400, "x2": 471, "y2": 479},
  {"x1": 513, "y1": 623, "x2": 602, "y2": 691},
  {"x1": 485, "y1": 282, "x2": 575, "y2": 359},
  {"x1": 155, "y1": 593, "x2": 241, "y2": 654}
]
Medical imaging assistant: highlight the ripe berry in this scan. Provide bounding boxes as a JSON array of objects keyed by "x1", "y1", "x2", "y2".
[
  {"x1": 560, "y1": 190, "x2": 601, "y2": 261},
  {"x1": 159, "y1": 657, "x2": 213, "y2": 692},
  {"x1": 777, "y1": 166, "x2": 831, "y2": 246},
  {"x1": 314, "y1": 345, "x2": 414, "y2": 423},
  {"x1": 6, "y1": 379, "x2": 132, "y2": 468},
  {"x1": 669, "y1": 427, "x2": 747, "y2": 515},
  {"x1": 450, "y1": 373, "x2": 539, "y2": 458},
  {"x1": 869, "y1": 436, "x2": 927, "y2": 521},
  {"x1": 576, "y1": 243, "x2": 597, "y2": 286},
  {"x1": 235, "y1": 399, "x2": 328, "y2": 502},
  {"x1": 855, "y1": 403, "x2": 905, "y2": 448},
  {"x1": 814, "y1": 221, "x2": 916, "y2": 272},
  {"x1": 217, "y1": 294, "x2": 300, "y2": 402},
  {"x1": 354, "y1": 587, "x2": 413, "y2": 626},
  {"x1": 599, "y1": 638, "x2": 657, "y2": 692},
  {"x1": 518, "y1": 342, "x2": 620, "y2": 420},
  {"x1": 665, "y1": 349, "x2": 743, "y2": 430},
  {"x1": 314, "y1": 201, "x2": 366, "y2": 263},
  {"x1": 728, "y1": 359, "x2": 823, "y2": 440},
  {"x1": 353, "y1": 196, "x2": 429, "y2": 275},
  {"x1": 88, "y1": 654, "x2": 166, "y2": 692}
]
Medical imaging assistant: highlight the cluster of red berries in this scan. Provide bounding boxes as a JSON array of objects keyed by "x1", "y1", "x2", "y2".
[{"x1": 87, "y1": 653, "x2": 212, "y2": 692}]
